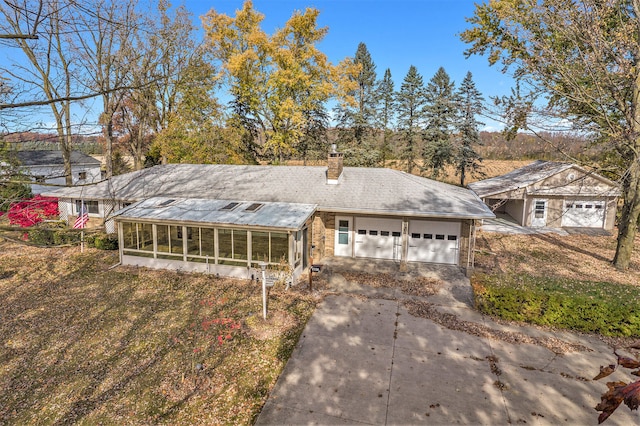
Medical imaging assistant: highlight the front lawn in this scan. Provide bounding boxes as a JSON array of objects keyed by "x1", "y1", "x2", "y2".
[
  {"x1": 473, "y1": 231, "x2": 640, "y2": 337},
  {"x1": 0, "y1": 242, "x2": 318, "y2": 425}
]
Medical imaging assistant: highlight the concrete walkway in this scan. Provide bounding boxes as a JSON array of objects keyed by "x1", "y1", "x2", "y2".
[{"x1": 256, "y1": 259, "x2": 639, "y2": 425}]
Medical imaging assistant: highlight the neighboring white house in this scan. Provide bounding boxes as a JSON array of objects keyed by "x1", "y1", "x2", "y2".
[
  {"x1": 14, "y1": 150, "x2": 102, "y2": 195},
  {"x1": 469, "y1": 160, "x2": 620, "y2": 230},
  {"x1": 43, "y1": 150, "x2": 495, "y2": 279}
]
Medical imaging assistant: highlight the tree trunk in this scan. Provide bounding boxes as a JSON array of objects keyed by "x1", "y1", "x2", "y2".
[
  {"x1": 613, "y1": 156, "x2": 640, "y2": 269},
  {"x1": 62, "y1": 101, "x2": 73, "y2": 186},
  {"x1": 104, "y1": 116, "x2": 113, "y2": 178}
]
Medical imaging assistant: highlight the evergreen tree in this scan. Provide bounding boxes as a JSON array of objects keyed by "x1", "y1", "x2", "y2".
[
  {"x1": 334, "y1": 42, "x2": 379, "y2": 165},
  {"x1": 422, "y1": 67, "x2": 457, "y2": 177},
  {"x1": 396, "y1": 65, "x2": 426, "y2": 174},
  {"x1": 376, "y1": 68, "x2": 395, "y2": 166},
  {"x1": 455, "y1": 71, "x2": 484, "y2": 186}
]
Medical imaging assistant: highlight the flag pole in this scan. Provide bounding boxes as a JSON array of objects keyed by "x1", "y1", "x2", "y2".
[{"x1": 80, "y1": 197, "x2": 84, "y2": 253}]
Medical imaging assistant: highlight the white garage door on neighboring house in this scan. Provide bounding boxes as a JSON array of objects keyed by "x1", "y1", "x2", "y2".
[
  {"x1": 561, "y1": 200, "x2": 605, "y2": 228},
  {"x1": 407, "y1": 220, "x2": 461, "y2": 265},
  {"x1": 354, "y1": 217, "x2": 402, "y2": 260}
]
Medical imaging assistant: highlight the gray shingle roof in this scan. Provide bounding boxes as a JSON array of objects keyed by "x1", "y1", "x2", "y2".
[
  {"x1": 15, "y1": 150, "x2": 101, "y2": 167},
  {"x1": 468, "y1": 160, "x2": 575, "y2": 197},
  {"x1": 44, "y1": 164, "x2": 495, "y2": 220}
]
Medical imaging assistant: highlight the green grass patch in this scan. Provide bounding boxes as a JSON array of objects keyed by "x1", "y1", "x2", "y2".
[{"x1": 471, "y1": 273, "x2": 640, "y2": 337}]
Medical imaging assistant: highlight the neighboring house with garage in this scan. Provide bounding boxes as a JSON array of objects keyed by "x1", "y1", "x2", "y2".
[
  {"x1": 43, "y1": 149, "x2": 494, "y2": 279},
  {"x1": 468, "y1": 160, "x2": 620, "y2": 230},
  {"x1": 13, "y1": 150, "x2": 102, "y2": 195}
]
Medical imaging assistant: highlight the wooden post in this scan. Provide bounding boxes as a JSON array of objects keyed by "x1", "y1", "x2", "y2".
[{"x1": 308, "y1": 256, "x2": 313, "y2": 291}]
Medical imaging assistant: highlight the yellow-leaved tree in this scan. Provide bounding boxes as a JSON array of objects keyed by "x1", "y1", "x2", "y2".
[{"x1": 203, "y1": 0, "x2": 357, "y2": 163}]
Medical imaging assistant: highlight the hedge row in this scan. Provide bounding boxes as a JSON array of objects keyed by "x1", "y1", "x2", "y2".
[
  {"x1": 25, "y1": 228, "x2": 118, "y2": 250},
  {"x1": 471, "y1": 273, "x2": 640, "y2": 337}
]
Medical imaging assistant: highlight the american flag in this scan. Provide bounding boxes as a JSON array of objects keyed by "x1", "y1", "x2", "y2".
[{"x1": 73, "y1": 204, "x2": 89, "y2": 229}]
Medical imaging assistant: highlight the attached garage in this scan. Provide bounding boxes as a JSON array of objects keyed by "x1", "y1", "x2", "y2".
[
  {"x1": 407, "y1": 220, "x2": 461, "y2": 264},
  {"x1": 353, "y1": 217, "x2": 402, "y2": 260},
  {"x1": 561, "y1": 200, "x2": 605, "y2": 228}
]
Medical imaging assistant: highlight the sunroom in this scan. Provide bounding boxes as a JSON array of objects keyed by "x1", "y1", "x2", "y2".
[{"x1": 113, "y1": 197, "x2": 316, "y2": 280}]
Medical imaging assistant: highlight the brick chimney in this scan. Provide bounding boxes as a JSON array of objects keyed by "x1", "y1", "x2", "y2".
[{"x1": 327, "y1": 144, "x2": 343, "y2": 184}]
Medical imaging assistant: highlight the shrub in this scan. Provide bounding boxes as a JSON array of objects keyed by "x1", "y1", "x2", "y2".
[
  {"x1": 25, "y1": 228, "x2": 55, "y2": 245},
  {"x1": 7, "y1": 195, "x2": 58, "y2": 227},
  {"x1": 52, "y1": 229, "x2": 82, "y2": 245},
  {"x1": 93, "y1": 233, "x2": 118, "y2": 250},
  {"x1": 471, "y1": 273, "x2": 640, "y2": 337}
]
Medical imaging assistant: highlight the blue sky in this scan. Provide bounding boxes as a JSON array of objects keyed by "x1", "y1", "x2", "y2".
[{"x1": 186, "y1": 0, "x2": 513, "y2": 131}]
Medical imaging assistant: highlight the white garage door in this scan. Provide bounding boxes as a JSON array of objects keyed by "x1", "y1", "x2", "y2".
[
  {"x1": 407, "y1": 220, "x2": 460, "y2": 265},
  {"x1": 561, "y1": 201, "x2": 605, "y2": 228},
  {"x1": 354, "y1": 217, "x2": 402, "y2": 260}
]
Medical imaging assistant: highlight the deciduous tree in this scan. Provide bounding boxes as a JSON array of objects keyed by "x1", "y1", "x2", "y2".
[
  {"x1": 203, "y1": 0, "x2": 355, "y2": 163},
  {"x1": 461, "y1": 0, "x2": 640, "y2": 269}
]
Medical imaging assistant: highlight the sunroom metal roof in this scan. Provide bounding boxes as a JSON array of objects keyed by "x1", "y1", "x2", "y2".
[{"x1": 113, "y1": 197, "x2": 317, "y2": 231}]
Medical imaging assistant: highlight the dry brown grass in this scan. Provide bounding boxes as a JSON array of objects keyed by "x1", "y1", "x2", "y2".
[
  {"x1": 283, "y1": 158, "x2": 531, "y2": 185},
  {"x1": 0, "y1": 241, "x2": 319, "y2": 425},
  {"x1": 475, "y1": 230, "x2": 640, "y2": 286}
]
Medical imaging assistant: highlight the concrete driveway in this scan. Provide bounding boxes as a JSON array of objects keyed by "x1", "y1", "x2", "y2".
[{"x1": 255, "y1": 259, "x2": 639, "y2": 425}]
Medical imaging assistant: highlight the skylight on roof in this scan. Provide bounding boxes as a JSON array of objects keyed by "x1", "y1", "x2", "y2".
[
  {"x1": 244, "y1": 203, "x2": 263, "y2": 212},
  {"x1": 157, "y1": 199, "x2": 176, "y2": 207},
  {"x1": 220, "y1": 202, "x2": 240, "y2": 211}
]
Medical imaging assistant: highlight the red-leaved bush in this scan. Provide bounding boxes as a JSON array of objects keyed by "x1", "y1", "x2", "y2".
[{"x1": 6, "y1": 196, "x2": 59, "y2": 228}]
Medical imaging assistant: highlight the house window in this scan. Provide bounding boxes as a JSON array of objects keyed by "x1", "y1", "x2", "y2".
[
  {"x1": 411, "y1": 233, "x2": 420, "y2": 239},
  {"x1": 392, "y1": 231, "x2": 401, "y2": 237},
  {"x1": 424, "y1": 234, "x2": 433, "y2": 239},
  {"x1": 448, "y1": 235, "x2": 457, "y2": 241},
  {"x1": 534, "y1": 200, "x2": 546, "y2": 218},
  {"x1": 78, "y1": 171, "x2": 87, "y2": 180},
  {"x1": 75, "y1": 200, "x2": 99, "y2": 215},
  {"x1": 170, "y1": 226, "x2": 183, "y2": 254},
  {"x1": 338, "y1": 221, "x2": 350, "y2": 245},
  {"x1": 380, "y1": 231, "x2": 390, "y2": 237},
  {"x1": 436, "y1": 234, "x2": 445, "y2": 240},
  {"x1": 369, "y1": 230, "x2": 378, "y2": 236},
  {"x1": 357, "y1": 229, "x2": 366, "y2": 235},
  {"x1": 35, "y1": 175, "x2": 45, "y2": 183},
  {"x1": 218, "y1": 229, "x2": 247, "y2": 265}
]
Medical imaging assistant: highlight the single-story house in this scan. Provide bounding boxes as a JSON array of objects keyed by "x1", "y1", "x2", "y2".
[
  {"x1": 468, "y1": 160, "x2": 620, "y2": 230},
  {"x1": 13, "y1": 150, "x2": 102, "y2": 195},
  {"x1": 43, "y1": 149, "x2": 495, "y2": 279}
]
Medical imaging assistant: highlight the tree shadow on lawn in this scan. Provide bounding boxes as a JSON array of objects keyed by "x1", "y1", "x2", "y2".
[
  {"x1": 0, "y1": 246, "x2": 317, "y2": 425},
  {"x1": 530, "y1": 232, "x2": 611, "y2": 264}
]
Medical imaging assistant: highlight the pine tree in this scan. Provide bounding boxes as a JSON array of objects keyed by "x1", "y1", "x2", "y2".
[
  {"x1": 334, "y1": 42, "x2": 379, "y2": 165},
  {"x1": 376, "y1": 68, "x2": 395, "y2": 166},
  {"x1": 455, "y1": 71, "x2": 484, "y2": 186},
  {"x1": 422, "y1": 67, "x2": 457, "y2": 177},
  {"x1": 396, "y1": 65, "x2": 426, "y2": 174}
]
